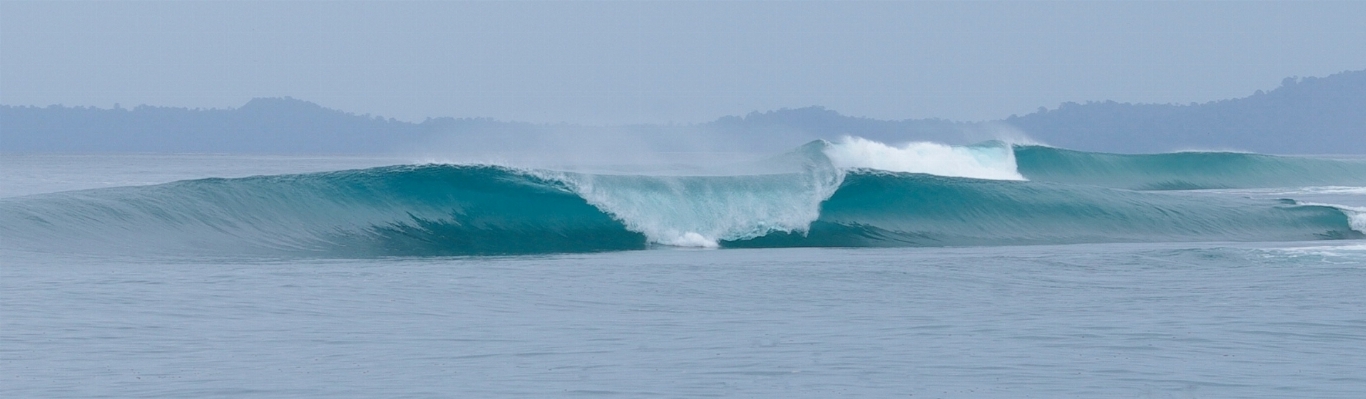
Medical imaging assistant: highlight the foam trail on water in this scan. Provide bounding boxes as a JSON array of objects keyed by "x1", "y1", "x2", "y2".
[{"x1": 822, "y1": 136, "x2": 1024, "y2": 181}]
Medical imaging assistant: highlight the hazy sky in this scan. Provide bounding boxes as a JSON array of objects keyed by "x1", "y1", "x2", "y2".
[{"x1": 3, "y1": 1, "x2": 1364, "y2": 124}]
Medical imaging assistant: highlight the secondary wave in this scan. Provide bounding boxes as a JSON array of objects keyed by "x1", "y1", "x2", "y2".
[
  {"x1": 729, "y1": 172, "x2": 1361, "y2": 248},
  {"x1": 1015, "y1": 145, "x2": 1366, "y2": 190}
]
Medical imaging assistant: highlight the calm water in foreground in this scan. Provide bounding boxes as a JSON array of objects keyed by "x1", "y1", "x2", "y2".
[{"x1": 5, "y1": 244, "x2": 1366, "y2": 398}]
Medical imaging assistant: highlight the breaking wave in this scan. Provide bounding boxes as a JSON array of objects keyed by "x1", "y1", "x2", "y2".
[{"x1": 2, "y1": 139, "x2": 1361, "y2": 257}]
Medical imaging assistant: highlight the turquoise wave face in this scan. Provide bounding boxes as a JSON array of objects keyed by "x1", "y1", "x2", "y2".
[
  {"x1": 728, "y1": 171, "x2": 1360, "y2": 248},
  {"x1": 4, "y1": 141, "x2": 1365, "y2": 257},
  {"x1": 1014, "y1": 145, "x2": 1366, "y2": 190},
  {"x1": 1, "y1": 165, "x2": 647, "y2": 256}
]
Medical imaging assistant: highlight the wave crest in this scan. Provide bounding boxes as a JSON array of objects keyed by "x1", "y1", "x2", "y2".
[{"x1": 822, "y1": 137, "x2": 1024, "y2": 181}]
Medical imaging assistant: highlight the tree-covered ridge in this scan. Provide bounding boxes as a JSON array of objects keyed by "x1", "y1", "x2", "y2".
[
  {"x1": 3, "y1": 70, "x2": 1362, "y2": 154},
  {"x1": 1005, "y1": 69, "x2": 1366, "y2": 154}
]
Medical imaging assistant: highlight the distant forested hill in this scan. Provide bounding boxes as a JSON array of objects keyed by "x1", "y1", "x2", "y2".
[
  {"x1": 2, "y1": 98, "x2": 402, "y2": 153},
  {"x1": 711, "y1": 70, "x2": 1366, "y2": 154},
  {"x1": 1004, "y1": 69, "x2": 1366, "y2": 154},
  {"x1": 0, "y1": 98, "x2": 533, "y2": 154},
  {"x1": 3, "y1": 70, "x2": 1363, "y2": 154}
]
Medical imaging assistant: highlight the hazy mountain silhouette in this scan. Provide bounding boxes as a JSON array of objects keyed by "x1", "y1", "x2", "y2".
[
  {"x1": 2, "y1": 70, "x2": 1362, "y2": 154},
  {"x1": 702, "y1": 69, "x2": 1366, "y2": 154},
  {"x1": 1005, "y1": 69, "x2": 1366, "y2": 154},
  {"x1": 0, "y1": 97, "x2": 536, "y2": 154},
  {"x1": 2, "y1": 98, "x2": 409, "y2": 153}
]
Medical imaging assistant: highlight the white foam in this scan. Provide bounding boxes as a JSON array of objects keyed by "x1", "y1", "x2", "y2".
[
  {"x1": 1261, "y1": 243, "x2": 1366, "y2": 261},
  {"x1": 1299, "y1": 187, "x2": 1366, "y2": 195},
  {"x1": 1239, "y1": 186, "x2": 1366, "y2": 196},
  {"x1": 556, "y1": 171, "x2": 842, "y2": 248},
  {"x1": 822, "y1": 136, "x2": 1025, "y2": 181},
  {"x1": 667, "y1": 232, "x2": 721, "y2": 248},
  {"x1": 1349, "y1": 209, "x2": 1366, "y2": 234}
]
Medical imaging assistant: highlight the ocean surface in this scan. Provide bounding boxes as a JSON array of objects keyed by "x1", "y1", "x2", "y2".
[{"x1": 3, "y1": 140, "x2": 1365, "y2": 398}]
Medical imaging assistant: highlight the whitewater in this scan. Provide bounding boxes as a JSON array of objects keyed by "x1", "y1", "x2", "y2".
[{"x1": 4, "y1": 138, "x2": 1366, "y2": 398}]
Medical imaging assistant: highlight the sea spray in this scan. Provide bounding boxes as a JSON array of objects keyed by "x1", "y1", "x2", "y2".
[{"x1": 546, "y1": 158, "x2": 844, "y2": 248}]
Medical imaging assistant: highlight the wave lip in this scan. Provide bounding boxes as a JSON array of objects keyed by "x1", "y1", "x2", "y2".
[{"x1": 822, "y1": 137, "x2": 1024, "y2": 181}]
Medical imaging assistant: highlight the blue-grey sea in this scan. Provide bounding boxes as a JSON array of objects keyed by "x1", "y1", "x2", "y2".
[{"x1": 3, "y1": 153, "x2": 1365, "y2": 398}]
